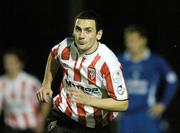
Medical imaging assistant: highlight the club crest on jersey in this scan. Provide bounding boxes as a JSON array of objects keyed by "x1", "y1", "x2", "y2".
[
  {"x1": 113, "y1": 70, "x2": 122, "y2": 84},
  {"x1": 88, "y1": 67, "x2": 96, "y2": 81}
]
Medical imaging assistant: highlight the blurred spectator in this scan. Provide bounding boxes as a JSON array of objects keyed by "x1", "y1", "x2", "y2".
[
  {"x1": 116, "y1": 24, "x2": 178, "y2": 133},
  {"x1": 0, "y1": 48, "x2": 44, "y2": 133}
]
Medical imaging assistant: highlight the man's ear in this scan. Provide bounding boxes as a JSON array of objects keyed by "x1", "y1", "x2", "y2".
[{"x1": 96, "y1": 30, "x2": 103, "y2": 40}]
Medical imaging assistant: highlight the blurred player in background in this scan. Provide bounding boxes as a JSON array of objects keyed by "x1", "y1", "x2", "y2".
[
  {"x1": 116, "y1": 24, "x2": 178, "y2": 133},
  {"x1": 0, "y1": 48, "x2": 44, "y2": 133},
  {"x1": 36, "y1": 10, "x2": 128, "y2": 133}
]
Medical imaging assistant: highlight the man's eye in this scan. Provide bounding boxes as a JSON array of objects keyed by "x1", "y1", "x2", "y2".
[
  {"x1": 86, "y1": 30, "x2": 92, "y2": 33},
  {"x1": 75, "y1": 28, "x2": 81, "y2": 32}
]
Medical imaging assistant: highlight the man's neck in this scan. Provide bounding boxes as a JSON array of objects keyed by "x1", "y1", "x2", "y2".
[
  {"x1": 130, "y1": 49, "x2": 146, "y2": 62},
  {"x1": 6, "y1": 71, "x2": 20, "y2": 79}
]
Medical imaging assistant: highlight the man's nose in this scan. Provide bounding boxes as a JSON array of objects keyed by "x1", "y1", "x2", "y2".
[{"x1": 79, "y1": 31, "x2": 85, "y2": 38}]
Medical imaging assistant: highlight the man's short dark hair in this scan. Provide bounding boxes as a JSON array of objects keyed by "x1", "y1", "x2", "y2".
[
  {"x1": 124, "y1": 24, "x2": 148, "y2": 38},
  {"x1": 3, "y1": 48, "x2": 25, "y2": 63},
  {"x1": 75, "y1": 10, "x2": 103, "y2": 32}
]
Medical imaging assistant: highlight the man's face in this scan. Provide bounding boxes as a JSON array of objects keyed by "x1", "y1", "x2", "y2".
[
  {"x1": 3, "y1": 54, "x2": 23, "y2": 76},
  {"x1": 73, "y1": 19, "x2": 102, "y2": 54},
  {"x1": 125, "y1": 32, "x2": 147, "y2": 54}
]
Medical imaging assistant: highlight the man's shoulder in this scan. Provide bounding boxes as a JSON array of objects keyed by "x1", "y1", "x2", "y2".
[
  {"x1": 149, "y1": 53, "x2": 167, "y2": 63},
  {"x1": 59, "y1": 37, "x2": 74, "y2": 47},
  {"x1": 0, "y1": 76, "x2": 5, "y2": 89},
  {"x1": 0, "y1": 75, "x2": 6, "y2": 79},
  {"x1": 98, "y1": 43, "x2": 119, "y2": 64},
  {"x1": 0, "y1": 75, "x2": 6, "y2": 86},
  {"x1": 98, "y1": 43, "x2": 114, "y2": 56},
  {"x1": 20, "y1": 72, "x2": 41, "y2": 83},
  {"x1": 52, "y1": 37, "x2": 73, "y2": 49}
]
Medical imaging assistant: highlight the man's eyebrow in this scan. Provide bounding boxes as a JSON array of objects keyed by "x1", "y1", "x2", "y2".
[
  {"x1": 84, "y1": 27, "x2": 93, "y2": 30},
  {"x1": 75, "y1": 25, "x2": 93, "y2": 30},
  {"x1": 75, "y1": 26, "x2": 81, "y2": 29}
]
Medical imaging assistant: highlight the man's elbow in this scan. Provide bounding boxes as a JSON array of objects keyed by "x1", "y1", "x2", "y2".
[
  {"x1": 123, "y1": 100, "x2": 129, "y2": 111},
  {"x1": 118, "y1": 100, "x2": 128, "y2": 111}
]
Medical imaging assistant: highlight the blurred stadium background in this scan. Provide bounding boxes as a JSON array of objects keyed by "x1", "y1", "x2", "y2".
[{"x1": 0, "y1": 0, "x2": 179, "y2": 132}]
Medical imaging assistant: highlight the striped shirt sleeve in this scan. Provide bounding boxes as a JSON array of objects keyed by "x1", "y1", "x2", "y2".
[{"x1": 101, "y1": 56, "x2": 128, "y2": 101}]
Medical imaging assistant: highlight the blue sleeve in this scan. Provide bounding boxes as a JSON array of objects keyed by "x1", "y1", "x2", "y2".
[{"x1": 156, "y1": 57, "x2": 178, "y2": 107}]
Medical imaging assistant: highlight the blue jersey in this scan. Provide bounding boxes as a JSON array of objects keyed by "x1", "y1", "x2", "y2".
[{"x1": 117, "y1": 49, "x2": 178, "y2": 114}]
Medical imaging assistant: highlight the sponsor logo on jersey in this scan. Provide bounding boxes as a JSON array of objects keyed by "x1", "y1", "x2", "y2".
[{"x1": 65, "y1": 79, "x2": 102, "y2": 97}]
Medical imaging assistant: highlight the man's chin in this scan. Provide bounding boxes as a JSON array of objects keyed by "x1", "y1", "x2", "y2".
[
  {"x1": 77, "y1": 44, "x2": 87, "y2": 49},
  {"x1": 76, "y1": 46, "x2": 87, "y2": 53}
]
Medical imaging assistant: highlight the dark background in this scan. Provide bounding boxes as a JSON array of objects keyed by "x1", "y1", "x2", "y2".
[{"x1": 0, "y1": 0, "x2": 179, "y2": 132}]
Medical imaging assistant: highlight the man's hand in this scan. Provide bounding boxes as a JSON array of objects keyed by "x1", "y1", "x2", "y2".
[
  {"x1": 70, "y1": 87, "x2": 91, "y2": 105},
  {"x1": 149, "y1": 102, "x2": 166, "y2": 117},
  {"x1": 36, "y1": 87, "x2": 53, "y2": 103}
]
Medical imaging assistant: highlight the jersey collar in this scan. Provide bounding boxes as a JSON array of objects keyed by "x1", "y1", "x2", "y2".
[{"x1": 123, "y1": 48, "x2": 151, "y2": 62}]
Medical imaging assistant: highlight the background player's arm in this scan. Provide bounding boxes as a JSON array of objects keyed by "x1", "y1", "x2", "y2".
[
  {"x1": 149, "y1": 57, "x2": 178, "y2": 117},
  {"x1": 70, "y1": 88, "x2": 128, "y2": 112}
]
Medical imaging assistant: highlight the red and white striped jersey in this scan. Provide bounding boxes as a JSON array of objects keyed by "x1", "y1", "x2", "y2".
[
  {"x1": 0, "y1": 71, "x2": 41, "y2": 130},
  {"x1": 51, "y1": 37, "x2": 128, "y2": 128}
]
